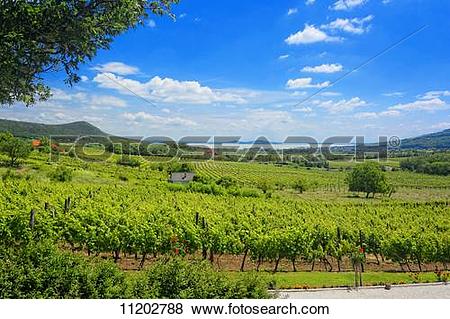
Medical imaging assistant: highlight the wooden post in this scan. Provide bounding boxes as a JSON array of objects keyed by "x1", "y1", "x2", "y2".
[{"x1": 29, "y1": 209, "x2": 36, "y2": 229}]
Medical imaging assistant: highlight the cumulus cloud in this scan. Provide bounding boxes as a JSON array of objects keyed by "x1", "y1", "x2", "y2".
[
  {"x1": 302, "y1": 63, "x2": 343, "y2": 73},
  {"x1": 354, "y1": 110, "x2": 400, "y2": 119},
  {"x1": 322, "y1": 15, "x2": 373, "y2": 34},
  {"x1": 287, "y1": 8, "x2": 298, "y2": 15},
  {"x1": 80, "y1": 75, "x2": 89, "y2": 82},
  {"x1": 90, "y1": 95, "x2": 127, "y2": 109},
  {"x1": 305, "y1": 0, "x2": 316, "y2": 5},
  {"x1": 431, "y1": 122, "x2": 450, "y2": 130},
  {"x1": 285, "y1": 24, "x2": 342, "y2": 45},
  {"x1": 389, "y1": 98, "x2": 448, "y2": 112},
  {"x1": 418, "y1": 90, "x2": 450, "y2": 100},
  {"x1": 317, "y1": 97, "x2": 367, "y2": 113},
  {"x1": 147, "y1": 19, "x2": 156, "y2": 28},
  {"x1": 293, "y1": 106, "x2": 314, "y2": 113},
  {"x1": 46, "y1": 88, "x2": 127, "y2": 109},
  {"x1": 92, "y1": 62, "x2": 140, "y2": 76},
  {"x1": 286, "y1": 78, "x2": 330, "y2": 89},
  {"x1": 278, "y1": 54, "x2": 290, "y2": 60},
  {"x1": 122, "y1": 112, "x2": 198, "y2": 127},
  {"x1": 331, "y1": 0, "x2": 367, "y2": 11},
  {"x1": 383, "y1": 92, "x2": 405, "y2": 97},
  {"x1": 320, "y1": 91, "x2": 342, "y2": 97},
  {"x1": 93, "y1": 73, "x2": 247, "y2": 105}
]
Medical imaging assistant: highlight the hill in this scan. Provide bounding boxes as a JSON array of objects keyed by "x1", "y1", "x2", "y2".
[
  {"x1": 0, "y1": 119, "x2": 107, "y2": 137},
  {"x1": 401, "y1": 129, "x2": 450, "y2": 150}
]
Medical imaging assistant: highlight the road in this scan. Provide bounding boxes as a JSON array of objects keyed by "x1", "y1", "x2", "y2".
[{"x1": 277, "y1": 283, "x2": 450, "y2": 299}]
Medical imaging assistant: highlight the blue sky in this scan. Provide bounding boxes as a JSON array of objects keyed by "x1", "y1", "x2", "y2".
[{"x1": 3, "y1": 0, "x2": 450, "y2": 141}]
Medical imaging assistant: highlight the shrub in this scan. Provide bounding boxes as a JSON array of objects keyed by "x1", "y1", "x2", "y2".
[
  {"x1": 216, "y1": 176, "x2": 238, "y2": 188},
  {"x1": 128, "y1": 257, "x2": 269, "y2": 299},
  {"x1": 0, "y1": 242, "x2": 126, "y2": 299},
  {"x1": 118, "y1": 174, "x2": 129, "y2": 181},
  {"x1": 292, "y1": 179, "x2": 306, "y2": 193},
  {"x1": 116, "y1": 157, "x2": 141, "y2": 167},
  {"x1": 49, "y1": 166, "x2": 73, "y2": 182}
]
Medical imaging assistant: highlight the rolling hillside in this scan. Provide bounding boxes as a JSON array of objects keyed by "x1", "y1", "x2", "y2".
[
  {"x1": 0, "y1": 119, "x2": 107, "y2": 137},
  {"x1": 401, "y1": 129, "x2": 450, "y2": 149}
]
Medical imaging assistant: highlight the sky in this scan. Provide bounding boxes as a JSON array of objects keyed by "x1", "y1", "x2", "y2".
[{"x1": 2, "y1": 0, "x2": 450, "y2": 141}]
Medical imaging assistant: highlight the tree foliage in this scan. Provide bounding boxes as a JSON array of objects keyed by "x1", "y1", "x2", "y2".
[
  {"x1": 346, "y1": 162, "x2": 389, "y2": 198},
  {"x1": 0, "y1": 132, "x2": 32, "y2": 166},
  {"x1": 0, "y1": 0, "x2": 179, "y2": 105}
]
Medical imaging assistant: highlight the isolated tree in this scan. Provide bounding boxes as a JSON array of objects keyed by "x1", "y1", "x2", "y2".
[
  {"x1": 292, "y1": 179, "x2": 306, "y2": 193},
  {"x1": 0, "y1": 0, "x2": 179, "y2": 105},
  {"x1": 346, "y1": 162, "x2": 389, "y2": 198},
  {"x1": 0, "y1": 132, "x2": 32, "y2": 166}
]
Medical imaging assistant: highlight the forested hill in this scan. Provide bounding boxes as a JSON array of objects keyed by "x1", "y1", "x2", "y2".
[
  {"x1": 0, "y1": 119, "x2": 108, "y2": 137},
  {"x1": 401, "y1": 129, "x2": 450, "y2": 150}
]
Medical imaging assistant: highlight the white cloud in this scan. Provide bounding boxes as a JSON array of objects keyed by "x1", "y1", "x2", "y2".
[
  {"x1": 286, "y1": 78, "x2": 330, "y2": 89},
  {"x1": 293, "y1": 106, "x2": 314, "y2": 113},
  {"x1": 320, "y1": 91, "x2": 342, "y2": 97},
  {"x1": 379, "y1": 110, "x2": 401, "y2": 117},
  {"x1": 431, "y1": 122, "x2": 450, "y2": 130},
  {"x1": 331, "y1": 0, "x2": 367, "y2": 11},
  {"x1": 317, "y1": 97, "x2": 367, "y2": 113},
  {"x1": 285, "y1": 24, "x2": 342, "y2": 45},
  {"x1": 93, "y1": 62, "x2": 140, "y2": 76},
  {"x1": 302, "y1": 63, "x2": 343, "y2": 73},
  {"x1": 382, "y1": 0, "x2": 391, "y2": 4},
  {"x1": 419, "y1": 90, "x2": 450, "y2": 100},
  {"x1": 390, "y1": 98, "x2": 448, "y2": 112},
  {"x1": 354, "y1": 110, "x2": 400, "y2": 119},
  {"x1": 93, "y1": 73, "x2": 247, "y2": 105},
  {"x1": 80, "y1": 75, "x2": 89, "y2": 82},
  {"x1": 278, "y1": 54, "x2": 290, "y2": 60},
  {"x1": 122, "y1": 112, "x2": 198, "y2": 127},
  {"x1": 290, "y1": 91, "x2": 307, "y2": 97},
  {"x1": 354, "y1": 112, "x2": 378, "y2": 119},
  {"x1": 147, "y1": 19, "x2": 156, "y2": 28},
  {"x1": 50, "y1": 89, "x2": 87, "y2": 102},
  {"x1": 322, "y1": 15, "x2": 373, "y2": 34},
  {"x1": 90, "y1": 95, "x2": 127, "y2": 109},
  {"x1": 383, "y1": 91, "x2": 405, "y2": 97},
  {"x1": 179, "y1": 13, "x2": 187, "y2": 19},
  {"x1": 305, "y1": 0, "x2": 316, "y2": 5},
  {"x1": 287, "y1": 8, "x2": 298, "y2": 15}
]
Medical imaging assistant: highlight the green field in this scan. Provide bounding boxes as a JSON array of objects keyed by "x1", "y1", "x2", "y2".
[{"x1": 0, "y1": 150, "x2": 449, "y2": 293}]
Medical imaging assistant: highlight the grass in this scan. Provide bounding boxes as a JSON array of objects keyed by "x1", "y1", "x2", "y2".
[{"x1": 244, "y1": 271, "x2": 439, "y2": 289}]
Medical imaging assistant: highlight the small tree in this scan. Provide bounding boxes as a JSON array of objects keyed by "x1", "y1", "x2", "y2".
[
  {"x1": 292, "y1": 179, "x2": 306, "y2": 193},
  {"x1": 0, "y1": 132, "x2": 32, "y2": 166},
  {"x1": 346, "y1": 162, "x2": 389, "y2": 198}
]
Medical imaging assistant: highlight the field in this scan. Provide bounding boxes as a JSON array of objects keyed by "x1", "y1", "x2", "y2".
[{"x1": 1, "y1": 151, "x2": 450, "y2": 291}]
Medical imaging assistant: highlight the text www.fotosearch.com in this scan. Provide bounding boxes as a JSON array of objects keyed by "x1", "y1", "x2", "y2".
[{"x1": 190, "y1": 302, "x2": 330, "y2": 316}]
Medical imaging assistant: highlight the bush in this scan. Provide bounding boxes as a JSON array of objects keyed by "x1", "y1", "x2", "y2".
[
  {"x1": 118, "y1": 174, "x2": 129, "y2": 181},
  {"x1": 0, "y1": 242, "x2": 126, "y2": 299},
  {"x1": 116, "y1": 157, "x2": 141, "y2": 167},
  {"x1": 292, "y1": 179, "x2": 306, "y2": 193},
  {"x1": 216, "y1": 176, "x2": 239, "y2": 188},
  {"x1": 128, "y1": 257, "x2": 269, "y2": 299},
  {"x1": 49, "y1": 166, "x2": 73, "y2": 182}
]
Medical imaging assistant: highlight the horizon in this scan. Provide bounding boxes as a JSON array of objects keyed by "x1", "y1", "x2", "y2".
[{"x1": 1, "y1": 0, "x2": 450, "y2": 140}]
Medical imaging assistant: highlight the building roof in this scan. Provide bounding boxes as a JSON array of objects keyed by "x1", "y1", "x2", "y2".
[{"x1": 169, "y1": 172, "x2": 195, "y2": 183}]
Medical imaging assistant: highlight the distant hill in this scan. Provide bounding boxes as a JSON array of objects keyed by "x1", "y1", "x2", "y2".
[
  {"x1": 0, "y1": 119, "x2": 107, "y2": 137},
  {"x1": 401, "y1": 129, "x2": 450, "y2": 150}
]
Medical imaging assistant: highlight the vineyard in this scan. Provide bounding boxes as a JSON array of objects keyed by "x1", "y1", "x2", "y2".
[{"x1": 1, "y1": 153, "x2": 449, "y2": 277}]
